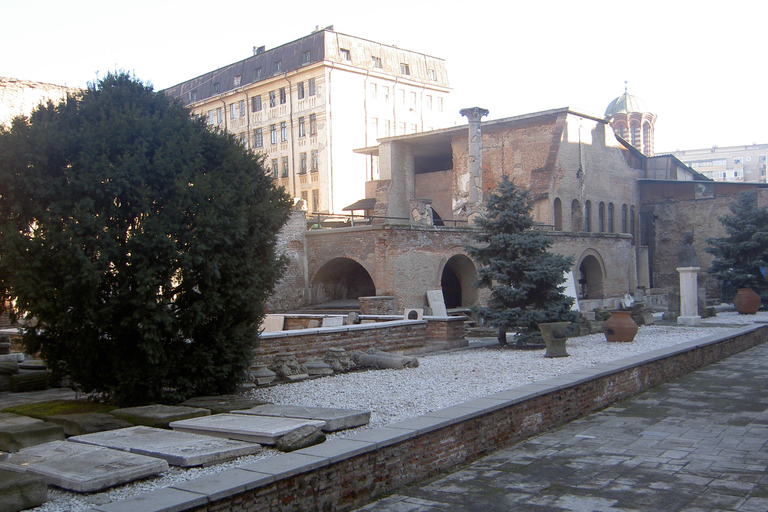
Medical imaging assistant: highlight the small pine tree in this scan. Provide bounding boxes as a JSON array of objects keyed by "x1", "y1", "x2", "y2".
[
  {"x1": 466, "y1": 175, "x2": 577, "y2": 347},
  {"x1": 705, "y1": 190, "x2": 768, "y2": 303}
]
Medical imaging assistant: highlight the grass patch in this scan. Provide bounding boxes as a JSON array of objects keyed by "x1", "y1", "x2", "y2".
[{"x1": 2, "y1": 400, "x2": 116, "y2": 418}]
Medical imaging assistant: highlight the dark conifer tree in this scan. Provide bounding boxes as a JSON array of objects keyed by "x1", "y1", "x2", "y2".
[
  {"x1": 466, "y1": 175, "x2": 577, "y2": 347},
  {"x1": 0, "y1": 73, "x2": 292, "y2": 404}
]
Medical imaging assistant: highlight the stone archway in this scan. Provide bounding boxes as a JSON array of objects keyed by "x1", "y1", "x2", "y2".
[
  {"x1": 311, "y1": 257, "x2": 375, "y2": 305},
  {"x1": 440, "y1": 254, "x2": 478, "y2": 309},
  {"x1": 577, "y1": 251, "x2": 606, "y2": 300}
]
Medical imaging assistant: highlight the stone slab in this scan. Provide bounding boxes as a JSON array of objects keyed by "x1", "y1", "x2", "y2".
[
  {"x1": 0, "y1": 440, "x2": 168, "y2": 492},
  {"x1": 70, "y1": 425, "x2": 262, "y2": 467},
  {"x1": 0, "y1": 468, "x2": 47, "y2": 512},
  {"x1": 232, "y1": 405, "x2": 371, "y2": 432},
  {"x1": 109, "y1": 404, "x2": 210, "y2": 428},
  {"x1": 321, "y1": 316, "x2": 344, "y2": 327},
  {"x1": 0, "y1": 354, "x2": 24, "y2": 363},
  {"x1": 260, "y1": 314, "x2": 284, "y2": 333},
  {"x1": 169, "y1": 413, "x2": 325, "y2": 445},
  {"x1": 427, "y1": 290, "x2": 447, "y2": 317},
  {"x1": 0, "y1": 413, "x2": 65, "y2": 452},
  {"x1": 179, "y1": 395, "x2": 270, "y2": 414},
  {"x1": 43, "y1": 413, "x2": 133, "y2": 436}
]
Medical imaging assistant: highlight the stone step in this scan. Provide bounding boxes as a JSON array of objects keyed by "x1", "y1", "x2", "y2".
[
  {"x1": 169, "y1": 413, "x2": 325, "y2": 445},
  {"x1": 232, "y1": 405, "x2": 370, "y2": 432},
  {"x1": 0, "y1": 413, "x2": 65, "y2": 452},
  {"x1": 0, "y1": 468, "x2": 48, "y2": 512},
  {"x1": 109, "y1": 404, "x2": 210, "y2": 429}
]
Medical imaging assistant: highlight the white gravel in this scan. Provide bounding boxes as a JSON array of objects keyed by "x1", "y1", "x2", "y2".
[{"x1": 28, "y1": 310, "x2": 768, "y2": 511}]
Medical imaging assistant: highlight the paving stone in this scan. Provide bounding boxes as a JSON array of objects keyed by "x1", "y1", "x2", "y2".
[
  {"x1": 0, "y1": 468, "x2": 47, "y2": 512},
  {"x1": 232, "y1": 404, "x2": 371, "y2": 432},
  {"x1": 169, "y1": 413, "x2": 325, "y2": 445},
  {"x1": 43, "y1": 413, "x2": 133, "y2": 436},
  {"x1": 178, "y1": 395, "x2": 270, "y2": 414},
  {"x1": 70, "y1": 425, "x2": 262, "y2": 466},
  {"x1": 109, "y1": 404, "x2": 210, "y2": 428},
  {"x1": 0, "y1": 413, "x2": 65, "y2": 452},
  {"x1": 0, "y1": 440, "x2": 168, "y2": 492}
]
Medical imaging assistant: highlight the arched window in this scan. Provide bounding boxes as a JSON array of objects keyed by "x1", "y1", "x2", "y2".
[
  {"x1": 631, "y1": 124, "x2": 639, "y2": 147},
  {"x1": 642, "y1": 122, "x2": 651, "y2": 155},
  {"x1": 571, "y1": 199, "x2": 582, "y2": 231},
  {"x1": 598, "y1": 202, "x2": 605, "y2": 232},
  {"x1": 607, "y1": 203, "x2": 615, "y2": 233},
  {"x1": 621, "y1": 204, "x2": 628, "y2": 233},
  {"x1": 553, "y1": 198, "x2": 562, "y2": 231},
  {"x1": 584, "y1": 201, "x2": 591, "y2": 232},
  {"x1": 630, "y1": 205, "x2": 636, "y2": 245}
]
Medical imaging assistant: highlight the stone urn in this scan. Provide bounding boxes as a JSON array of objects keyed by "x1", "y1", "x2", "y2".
[
  {"x1": 733, "y1": 288, "x2": 761, "y2": 315},
  {"x1": 603, "y1": 311, "x2": 638, "y2": 342},
  {"x1": 538, "y1": 321, "x2": 571, "y2": 358}
]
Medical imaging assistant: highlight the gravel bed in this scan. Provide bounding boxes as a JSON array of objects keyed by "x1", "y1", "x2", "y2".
[{"x1": 28, "y1": 311, "x2": 767, "y2": 511}]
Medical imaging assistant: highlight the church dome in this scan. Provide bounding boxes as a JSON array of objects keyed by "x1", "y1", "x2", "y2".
[{"x1": 605, "y1": 90, "x2": 648, "y2": 117}]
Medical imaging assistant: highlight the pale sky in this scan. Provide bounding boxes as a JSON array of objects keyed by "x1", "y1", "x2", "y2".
[{"x1": 2, "y1": 0, "x2": 765, "y2": 152}]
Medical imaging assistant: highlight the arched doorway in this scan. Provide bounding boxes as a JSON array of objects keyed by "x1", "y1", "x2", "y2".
[
  {"x1": 311, "y1": 258, "x2": 375, "y2": 305},
  {"x1": 578, "y1": 253, "x2": 605, "y2": 300},
  {"x1": 440, "y1": 254, "x2": 478, "y2": 309}
]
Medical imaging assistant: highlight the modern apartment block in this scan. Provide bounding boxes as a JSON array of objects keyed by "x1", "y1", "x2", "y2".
[
  {"x1": 665, "y1": 144, "x2": 768, "y2": 183},
  {"x1": 163, "y1": 26, "x2": 452, "y2": 214}
]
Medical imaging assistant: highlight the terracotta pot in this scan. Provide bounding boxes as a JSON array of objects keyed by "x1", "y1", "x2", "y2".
[
  {"x1": 733, "y1": 288, "x2": 761, "y2": 315},
  {"x1": 603, "y1": 310, "x2": 638, "y2": 342},
  {"x1": 538, "y1": 321, "x2": 571, "y2": 358}
]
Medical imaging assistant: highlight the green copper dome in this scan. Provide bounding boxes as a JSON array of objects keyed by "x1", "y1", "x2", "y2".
[{"x1": 605, "y1": 90, "x2": 648, "y2": 116}]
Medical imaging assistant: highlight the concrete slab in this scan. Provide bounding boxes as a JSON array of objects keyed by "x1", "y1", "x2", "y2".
[
  {"x1": 0, "y1": 413, "x2": 65, "y2": 452},
  {"x1": 179, "y1": 395, "x2": 270, "y2": 414},
  {"x1": 427, "y1": 290, "x2": 448, "y2": 317},
  {"x1": 169, "y1": 413, "x2": 325, "y2": 445},
  {"x1": 70, "y1": 425, "x2": 262, "y2": 467},
  {"x1": 232, "y1": 405, "x2": 371, "y2": 432},
  {"x1": 43, "y1": 413, "x2": 133, "y2": 436},
  {"x1": 0, "y1": 468, "x2": 47, "y2": 512},
  {"x1": 0, "y1": 440, "x2": 168, "y2": 492},
  {"x1": 109, "y1": 404, "x2": 210, "y2": 428}
]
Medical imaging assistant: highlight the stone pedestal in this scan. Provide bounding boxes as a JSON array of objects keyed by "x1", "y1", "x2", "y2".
[{"x1": 677, "y1": 267, "x2": 701, "y2": 326}]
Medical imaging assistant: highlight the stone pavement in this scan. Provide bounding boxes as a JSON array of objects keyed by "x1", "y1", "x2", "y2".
[{"x1": 358, "y1": 342, "x2": 768, "y2": 512}]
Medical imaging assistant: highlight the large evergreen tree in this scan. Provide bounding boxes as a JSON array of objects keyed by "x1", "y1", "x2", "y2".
[
  {"x1": 466, "y1": 175, "x2": 577, "y2": 347},
  {"x1": 705, "y1": 190, "x2": 768, "y2": 302},
  {"x1": 0, "y1": 73, "x2": 292, "y2": 405}
]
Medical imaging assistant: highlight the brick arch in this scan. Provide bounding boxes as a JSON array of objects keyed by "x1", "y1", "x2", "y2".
[
  {"x1": 310, "y1": 257, "x2": 376, "y2": 305},
  {"x1": 576, "y1": 249, "x2": 607, "y2": 300},
  {"x1": 436, "y1": 250, "x2": 478, "y2": 309}
]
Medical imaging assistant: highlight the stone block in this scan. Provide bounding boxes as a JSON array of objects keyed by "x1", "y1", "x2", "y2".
[
  {"x1": 233, "y1": 405, "x2": 371, "y2": 432},
  {"x1": 0, "y1": 414, "x2": 65, "y2": 452},
  {"x1": 178, "y1": 395, "x2": 270, "y2": 415},
  {"x1": 169, "y1": 413, "x2": 325, "y2": 445},
  {"x1": 43, "y1": 413, "x2": 133, "y2": 436},
  {"x1": 427, "y1": 290, "x2": 447, "y2": 317},
  {"x1": 0, "y1": 440, "x2": 168, "y2": 492},
  {"x1": 274, "y1": 425, "x2": 325, "y2": 452},
  {"x1": 70, "y1": 425, "x2": 262, "y2": 467},
  {"x1": 109, "y1": 404, "x2": 210, "y2": 429},
  {"x1": 0, "y1": 469, "x2": 47, "y2": 512}
]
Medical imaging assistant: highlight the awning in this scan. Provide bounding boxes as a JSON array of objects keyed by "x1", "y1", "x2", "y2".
[{"x1": 342, "y1": 198, "x2": 376, "y2": 211}]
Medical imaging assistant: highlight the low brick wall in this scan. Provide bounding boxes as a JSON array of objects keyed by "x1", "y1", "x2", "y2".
[{"x1": 90, "y1": 325, "x2": 766, "y2": 512}]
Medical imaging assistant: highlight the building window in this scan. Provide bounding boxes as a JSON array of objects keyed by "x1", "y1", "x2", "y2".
[
  {"x1": 598, "y1": 202, "x2": 605, "y2": 232},
  {"x1": 584, "y1": 201, "x2": 591, "y2": 232},
  {"x1": 311, "y1": 150, "x2": 318, "y2": 172},
  {"x1": 254, "y1": 128, "x2": 263, "y2": 149},
  {"x1": 340, "y1": 48, "x2": 351, "y2": 61},
  {"x1": 234, "y1": 75, "x2": 241, "y2": 87},
  {"x1": 212, "y1": 83, "x2": 220, "y2": 94},
  {"x1": 621, "y1": 205, "x2": 628, "y2": 232},
  {"x1": 298, "y1": 116, "x2": 306, "y2": 137},
  {"x1": 309, "y1": 114, "x2": 317, "y2": 135},
  {"x1": 230, "y1": 103, "x2": 237, "y2": 120},
  {"x1": 312, "y1": 189, "x2": 319, "y2": 212},
  {"x1": 410, "y1": 92, "x2": 417, "y2": 108},
  {"x1": 438, "y1": 97, "x2": 443, "y2": 112},
  {"x1": 207, "y1": 110, "x2": 215, "y2": 125},
  {"x1": 281, "y1": 156, "x2": 289, "y2": 178},
  {"x1": 383, "y1": 119, "x2": 390, "y2": 137},
  {"x1": 734, "y1": 157, "x2": 743, "y2": 165},
  {"x1": 399, "y1": 90, "x2": 406, "y2": 105},
  {"x1": 372, "y1": 56, "x2": 382, "y2": 68},
  {"x1": 189, "y1": 90, "x2": 197, "y2": 102},
  {"x1": 428, "y1": 69, "x2": 436, "y2": 80},
  {"x1": 251, "y1": 95, "x2": 262, "y2": 112},
  {"x1": 630, "y1": 206, "x2": 636, "y2": 245},
  {"x1": 410, "y1": 124, "x2": 417, "y2": 134},
  {"x1": 297, "y1": 82, "x2": 304, "y2": 99},
  {"x1": 239, "y1": 100, "x2": 245, "y2": 117},
  {"x1": 280, "y1": 121, "x2": 287, "y2": 142},
  {"x1": 398, "y1": 122, "x2": 406, "y2": 135},
  {"x1": 382, "y1": 86, "x2": 389, "y2": 102},
  {"x1": 253, "y1": 68, "x2": 262, "y2": 81},
  {"x1": 271, "y1": 158, "x2": 279, "y2": 179},
  {"x1": 301, "y1": 191, "x2": 308, "y2": 206},
  {"x1": 216, "y1": 107, "x2": 222, "y2": 123},
  {"x1": 400, "y1": 63, "x2": 410, "y2": 75},
  {"x1": 370, "y1": 83, "x2": 377, "y2": 100},
  {"x1": 426, "y1": 95, "x2": 433, "y2": 110},
  {"x1": 308, "y1": 78, "x2": 316, "y2": 96},
  {"x1": 270, "y1": 124, "x2": 277, "y2": 145},
  {"x1": 239, "y1": 133, "x2": 247, "y2": 145},
  {"x1": 302, "y1": 51, "x2": 311, "y2": 64},
  {"x1": 279, "y1": 87, "x2": 286, "y2": 105},
  {"x1": 273, "y1": 60, "x2": 282, "y2": 73},
  {"x1": 607, "y1": 203, "x2": 614, "y2": 233},
  {"x1": 300, "y1": 152, "x2": 307, "y2": 174},
  {"x1": 269, "y1": 91, "x2": 276, "y2": 108}
]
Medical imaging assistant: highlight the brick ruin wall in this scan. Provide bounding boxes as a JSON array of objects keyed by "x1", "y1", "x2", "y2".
[{"x1": 0, "y1": 77, "x2": 78, "y2": 127}]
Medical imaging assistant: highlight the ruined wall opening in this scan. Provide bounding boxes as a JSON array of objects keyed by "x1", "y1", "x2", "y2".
[
  {"x1": 440, "y1": 254, "x2": 478, "y2": 309},
  {"x1": 578, "y1": 253, "x2": 605, "y2": 300},
  {"x1": 553, "y1": 197, "x2": 563, "y2": 231},
  {"x1": 571, "y1": 199, "x2": 582, "y2": 231},
  {"x1": 311, "y1": 258, "x2": 376, "y2": 305}
]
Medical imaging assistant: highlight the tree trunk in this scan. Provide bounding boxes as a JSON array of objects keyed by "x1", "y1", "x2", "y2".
[{"x1": 497, "y1": 328, "x2": 507, "y2": 347}]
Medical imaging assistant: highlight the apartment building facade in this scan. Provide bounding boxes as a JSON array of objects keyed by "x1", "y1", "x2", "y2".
[
  {"x1": 163, "y1": 27, "x2": 452, "y2": 214},
  {"x1": 665, "y1": 144, "x2": 768, "y2": 183}
]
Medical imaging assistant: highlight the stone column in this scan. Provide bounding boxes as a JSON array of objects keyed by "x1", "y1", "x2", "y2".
[
  {"x1": 459, "y1": 107, "x2": 489, "y2": 223},
  {"x1": 677, "y1": 266, "x2": 701, "y2": 326}
]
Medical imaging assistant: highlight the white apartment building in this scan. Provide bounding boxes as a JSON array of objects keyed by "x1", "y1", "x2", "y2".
[
  {"x1": 163, "y1": 27, "x2": 452, "y2": 214},
  {"x1": 666, "y1": 144, "x2": 768, "y2": 183}
]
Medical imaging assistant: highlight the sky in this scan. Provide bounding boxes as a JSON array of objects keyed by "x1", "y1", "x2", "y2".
[{"x1": 2, "y1": 0, "x2": 765, "y2": 152}]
